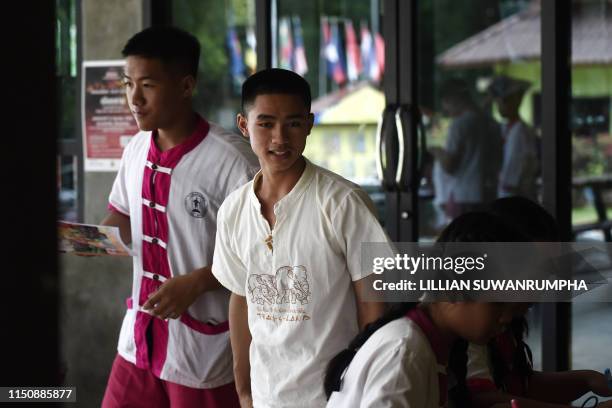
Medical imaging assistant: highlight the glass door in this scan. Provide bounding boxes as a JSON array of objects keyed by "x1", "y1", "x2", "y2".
[{"x1": 270, "y1": 0, "x2": 389, "y2": 225}]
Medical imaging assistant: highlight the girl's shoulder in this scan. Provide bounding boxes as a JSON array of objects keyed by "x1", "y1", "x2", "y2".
[{"x1": 365, "y1": 317, "x2": 437, "y2": 362}]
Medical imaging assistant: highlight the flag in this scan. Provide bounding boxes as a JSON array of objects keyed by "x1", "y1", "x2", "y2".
[
  {"x1": 245, "y1": 28, "x2": 257, "y2": 74},
  {"x1": 227, "y1": 27, "x2": 245, "y2": 88},
  {"x1": 322, "y1": 18, "x2": 346, "y2": 85},
  {"x1": 360, "y1": 21, "x2": 377, "y2": 81},
  {"x1": 374, "y1": 31, "x2": 385, "y2": 80},
  {"x1": 279, "y1": 17, "x2": 294, "y2": 70},
  {"x1": 360, "y1": 21, "x2": 382, "y2": 82},
  {"x1": 344, "y1": 20, "x2": 361, "y2": 82},
  {"x1": 292, "y1": 16, "x2": 308, "y2": 75}
]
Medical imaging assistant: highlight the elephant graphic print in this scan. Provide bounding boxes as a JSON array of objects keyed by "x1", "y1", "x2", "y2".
[{"x1": 248, "y1": 266, "x2": 312, "y2": 323}]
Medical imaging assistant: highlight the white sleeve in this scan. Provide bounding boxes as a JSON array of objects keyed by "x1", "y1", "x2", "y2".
[
  {"x1": 108, "y1": 142, "x2": 132, "y2": 216},
  {"x1": 360, "y1": 345, "x2": 429, "y2": 408},
  {"x1": 331, "y1": 189, "x2": 392, "y2": 281},
  {"x1": 212, "y1": 203, "x2": 248, "y2": 296}
]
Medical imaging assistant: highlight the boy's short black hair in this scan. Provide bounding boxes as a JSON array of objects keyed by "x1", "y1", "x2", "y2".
[
  {"x1": 122, "y1": 26, "x2": 200, "y2": 78},
  {"x1": 241, "y1": 68, "x2": 311, "y2": 114}
]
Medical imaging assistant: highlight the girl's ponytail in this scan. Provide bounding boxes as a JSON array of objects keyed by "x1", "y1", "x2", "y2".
[{"x1": 324, "y1": 302, "x2": 418, "y2": 399}]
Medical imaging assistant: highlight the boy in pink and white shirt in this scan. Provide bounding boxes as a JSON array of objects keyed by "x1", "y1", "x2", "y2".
[{"x1": 100, "y1": 27, "x2": 258, "y2": 408}]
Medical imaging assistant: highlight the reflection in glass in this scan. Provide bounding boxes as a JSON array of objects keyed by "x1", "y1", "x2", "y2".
[
  {"x1": 174, "y1": 0, "x2": 257, "y2": 130},
  {"x1": 273, "y1": 0, "x2": 386, "y2": 221},
  {"x1": 58, "y1": 156, "x2": 78, "y2": 222},
  {"x1": 569, "y1": 2, "x2": 612, "y2": 405}
]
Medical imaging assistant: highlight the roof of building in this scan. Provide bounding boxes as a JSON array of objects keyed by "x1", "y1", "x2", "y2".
[{"x1": 437, "y1": 1, "x2": 612, "y2": 68}]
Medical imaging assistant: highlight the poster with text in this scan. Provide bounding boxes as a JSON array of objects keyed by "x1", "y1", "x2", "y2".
[{"x1": 82, "y1": 60, "x2": 138, "y2": 171}]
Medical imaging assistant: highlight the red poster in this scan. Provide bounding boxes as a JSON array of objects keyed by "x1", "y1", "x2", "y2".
[{"x1": 82, "y1": 60, "x2": 139, "y2": 171}]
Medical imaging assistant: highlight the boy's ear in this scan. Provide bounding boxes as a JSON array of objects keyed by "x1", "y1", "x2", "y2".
[
  {"x1": 181, "y1": 75, "x2": 196, "y2": 97},
  {"x1": 306, "y1": 113, "x2": 315, "y2": 135},
  {"x1": 237, "y1": 113, "x2": 249, "y2": 138}
]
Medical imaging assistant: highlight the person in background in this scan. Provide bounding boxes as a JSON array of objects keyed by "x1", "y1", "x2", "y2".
[
  {"x1": 487, "y1": 76, "x2": 539, "y2": 200},
  {"x1": 430, "y1": 78, "x2": 503, "y2": 220}
]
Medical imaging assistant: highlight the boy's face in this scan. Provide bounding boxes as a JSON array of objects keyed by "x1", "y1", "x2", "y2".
[
  {"x1": 237, "y1": 93, "x2": 314, "y2": 176},
  {"x1": 123, "y1": 56, "x2": 194, "y2": 131}
]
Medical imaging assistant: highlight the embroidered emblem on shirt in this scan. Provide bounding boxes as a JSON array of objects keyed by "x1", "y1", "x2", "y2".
[
  {"x1": 248, "y1": 266, "x2": 311, "y2": 306},
  {"x1": 185, "y1": 192, "x2": 207, "y2": 218}
]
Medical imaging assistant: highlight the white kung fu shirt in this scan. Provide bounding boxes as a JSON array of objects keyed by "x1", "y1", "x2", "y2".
[
  {"x1": 212, "y1": 159, "x2": 390, "y2": 408},
  {"x1": 108, "y1": 116, "x2": 259, "y2": 388}
]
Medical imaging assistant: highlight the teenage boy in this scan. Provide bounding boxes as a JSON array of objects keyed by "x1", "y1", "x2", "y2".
[
  {"x1": 212, "y1": 68, "x2": 388, "y2": 408},
  {"x1": 100, "y1": 27, "x2": 259, "y2": 408}
]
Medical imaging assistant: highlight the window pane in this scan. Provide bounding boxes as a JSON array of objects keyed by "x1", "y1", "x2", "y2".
[
  {"x1": 174, "y1": 0, "x2": 257, "y2": 130},
  {"x1": 273, "y1": 0, "x2": 386, "y2": 223},
  {"x1": 58, "y1": 155, "x2": 78, "y2": 222},
  {"x1": 570, "y1": 1, "x2": 612, "y2": 405},
  {"x1": 56, "y1": 0, "x2": 78, "y2": 141},
  {"x1": 418, "y1": 0, "x2": 544, "y2": 367}
]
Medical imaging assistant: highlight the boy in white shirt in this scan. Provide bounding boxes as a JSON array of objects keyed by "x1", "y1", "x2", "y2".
[
  {"x1": 100, "y1": 27, "x2": 259, "y2": 408},
  {"x1": 212, "y1": 68, "x2": 387, "y2": 408}
]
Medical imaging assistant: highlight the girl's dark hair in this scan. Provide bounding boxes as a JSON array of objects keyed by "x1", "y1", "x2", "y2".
[
  {"x1": 324, "y1": 211, "x2": 528, "y2": 402},
  {"x1": 485, "y1": 197, "x2": 549, "y2": 391},
  {"x1": 488, "y1": 316, "x2": 533, "y2": 392}
]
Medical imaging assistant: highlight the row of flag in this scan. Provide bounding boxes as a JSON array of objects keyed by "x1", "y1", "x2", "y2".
[
  {"x1": 226, "y1": 16, "x2": 385, "y2": 90},
  {"x1": 322, "y1": 17, "x2": 385, "y2": 85}
]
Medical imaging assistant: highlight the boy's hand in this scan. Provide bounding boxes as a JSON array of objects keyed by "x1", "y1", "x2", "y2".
[
  {"x1": 143, "y1": 267, "x2": 217, "y2": 319},
  {"x1": 587, "y1": 370, "x2": 612, "y2": 397}
]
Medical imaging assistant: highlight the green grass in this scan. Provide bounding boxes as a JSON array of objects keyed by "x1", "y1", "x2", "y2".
[{"x1": 572, "y1": 206, "x2": 612, "y2": 225}]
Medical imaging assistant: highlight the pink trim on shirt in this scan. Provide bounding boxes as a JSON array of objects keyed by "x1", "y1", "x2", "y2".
[
  {"x1": 150, "y1": 317, "x2": 169, "y2": 378},
  {"x1": 138, "y1": 276, "x2": 163, "y2": 307},
  {"x1": 142, "y1": 168, "x2": 172, "y2": 208},
  {"x1": 141, "y1": 206, "x2": 169, "y2": 247},
  {"x1": 147, "y1": 116, "x2": 210, "y2": 168},
  {"x1": 406, "y1": 308, "x2": 450, "y2": 407},
  {"x1": 180, "y1": 313, "x2": 230, "y2": 335},
  {"x1": 467, "y1": 378, "x2": 497, "y2": 393},
  {"x1": 132, "y1": 114, "x2": 211, "y2": 381},
  {"x1": 141, "y1": 244, "x2": 171, "y2": 280},
  {"x1": 126, "y1": 297, "x2": 133, "y2": 309},
  {"x1": 108, "y1": 203, "x2": 129, "y2": 217},
  {"x1": 134, "y1": 312, "x2": 152, "y2": 369}
]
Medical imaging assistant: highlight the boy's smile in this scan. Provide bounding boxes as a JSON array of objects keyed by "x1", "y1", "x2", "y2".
[{"x1": 238, "y1": 93, "x2": 314, "y2": 178}]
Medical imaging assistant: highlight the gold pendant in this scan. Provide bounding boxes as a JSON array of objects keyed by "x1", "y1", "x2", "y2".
[{"x1": 264, "y1": 235, "x2": 273, "y2": 251}]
